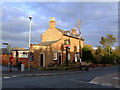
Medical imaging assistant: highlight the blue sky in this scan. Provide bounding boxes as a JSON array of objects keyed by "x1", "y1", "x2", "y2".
[{"x1": 2, "y1": 2, "x2": 118, "y2": 48}]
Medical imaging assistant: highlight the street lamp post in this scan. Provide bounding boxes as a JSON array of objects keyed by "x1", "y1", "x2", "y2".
[{"x1": 28, "y1": 16, "x2": 32, "y2": 71}]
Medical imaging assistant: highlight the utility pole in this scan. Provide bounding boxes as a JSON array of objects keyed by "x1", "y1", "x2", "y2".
[{"x1": 77, "y1": 19, "x2": 82, "y2": 63}]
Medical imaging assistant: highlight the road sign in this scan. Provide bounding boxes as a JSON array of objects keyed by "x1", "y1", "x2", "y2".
[
  {"x1": 3, "y1": 43, "x2": 12, "y2": 54},
  {"x1": 29, "y1": 52, "x2": 33, "y2": 61},
  {"x1": 64, "y1": 39, "x2": 70, "y2": 49}
]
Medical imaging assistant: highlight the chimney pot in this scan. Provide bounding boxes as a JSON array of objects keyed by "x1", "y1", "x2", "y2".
[
  {"x1": 49, "y1": 17, "x2": 56, "y2": 29},
  {"x1": 72, "y1": 27, "x2": 76, "y2": 35}
]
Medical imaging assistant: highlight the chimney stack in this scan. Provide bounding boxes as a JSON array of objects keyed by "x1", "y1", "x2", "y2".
[
  {"x1": 49, "y1": 17, "x2": 56, "y2": 29},
  {"x1": 72, "y1": 27, "x2": 76, "y2": 35}
]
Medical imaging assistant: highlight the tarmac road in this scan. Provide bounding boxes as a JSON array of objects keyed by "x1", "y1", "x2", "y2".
[{"x1": 2, "y1": 65, "x2": 119, "y2": 88}]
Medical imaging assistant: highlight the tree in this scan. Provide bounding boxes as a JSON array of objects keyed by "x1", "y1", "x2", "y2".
[
  {"x1": 82, "y1": 45, "x2": 94, "y2": 62},
  {"x1": 112, "y1": 46, "x2": 120, "y2": 62},
  {"x1": 95, "y1": 46, "x2": 102, "y2": 55},
  {"x1": 114, "y1": 46, "x2": 120, "y2": 57},
  {"x1": 99, "y1": 34, "x2": 117, "y2": 55}
]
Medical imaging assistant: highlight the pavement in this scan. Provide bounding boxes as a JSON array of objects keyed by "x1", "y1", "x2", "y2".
[
  {"x1": 89, "y1": 73, "x2": 120, "y2": 88},
  {"x1": 0, "y1": 65, "x2": 119, "y2": 77},
  {"x1": 0, "y1": 65, "x2": 86, "y2": 76}
]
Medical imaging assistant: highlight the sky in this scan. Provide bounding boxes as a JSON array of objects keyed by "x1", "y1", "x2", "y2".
[{"x1": 1, "y1": 2, "x2": 118, "y2": 48}]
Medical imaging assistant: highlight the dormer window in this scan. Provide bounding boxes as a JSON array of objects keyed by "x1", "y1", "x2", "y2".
[
  {"x1": 76, "y1": 34, "x2": 80, "y2": 38},
  {"x1": 67, "y1": 32, "x2": 70, "y2": 36},
  {"x1": 77, "y1": 36, "x2": 80, "y2": 38},
  {"x1": 64, "y1": 31, "x2": 70, "y2": 36}
]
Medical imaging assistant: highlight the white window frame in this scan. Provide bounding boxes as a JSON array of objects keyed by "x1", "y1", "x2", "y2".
[
  {"x1": 13, "y1": 51, "x2": 16, "y2": 57},
  {"x1": 68, "y1": 53, "x2": 70, "y2": 60},
  {"x1": 75, "y1": 54, "x2": 77, "y2": 62},
  {"x1": 67, "y1": 32, "x2": 70, "y2": 36},
  {"x1": 54, "y1": 52, "x2": 57, "y2": 60},
  {"x1": 19, "y1": 51, "x2": 28, "y2": 58}
]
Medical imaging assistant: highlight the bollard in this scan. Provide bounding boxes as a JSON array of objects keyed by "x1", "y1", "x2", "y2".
[
  {"x1": 8, "y1": 62, "x2": 12, "y2": 71},
  {"x1": 21, "y1": 64, "x2": 24, "y2": 71},
  {"x1": 8, "y1": 62, "x2": 10, "y2": 71}
]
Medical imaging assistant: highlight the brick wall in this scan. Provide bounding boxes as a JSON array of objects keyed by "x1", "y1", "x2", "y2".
[
  {"x1": 30, "y1": 37, "x2": 84, "y2": 68},
  {"x1": 0, "y1": 54, "x2": 28, "y2": 68},
  {"x1": 0, "y1": 54, "x2": 9, "y2": 65},
  {"x1": 42, "y1": 28, "x2": 62, "y2": 42}
]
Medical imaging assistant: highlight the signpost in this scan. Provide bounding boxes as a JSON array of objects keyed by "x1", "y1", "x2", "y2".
[
  {"x1": 3, "y1": 43, "x2": 12, "y2": 71},
  {"x1": 29, "y1": 52, "x2": 33, "y2": 62}
]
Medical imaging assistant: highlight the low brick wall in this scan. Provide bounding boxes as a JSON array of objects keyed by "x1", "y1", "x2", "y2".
[
  {"x1": 0, "y1": 54, "x2": 29, "y2": 68},
  {"x1": 0, "y1": 54, "x2": 9, "y2": 65},
  {"x1": 92, "y1": 64, "x2": 112, "y2": 67}
]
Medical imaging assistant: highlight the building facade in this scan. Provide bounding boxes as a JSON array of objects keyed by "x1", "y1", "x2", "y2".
[
  {"x1": 30, "y1": 17, "x2": 84, "y2": 68},
  {"x1": 0, "y1": 48, "x2": 29, "y2": 68}
]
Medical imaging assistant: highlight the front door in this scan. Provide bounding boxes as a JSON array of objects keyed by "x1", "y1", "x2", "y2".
[
  {"x1": 59, "y1": 53, "x2": 62, "y2": 65},
  {"x1": 40, "y1": 54, "x2": 44, "y2": 67}
]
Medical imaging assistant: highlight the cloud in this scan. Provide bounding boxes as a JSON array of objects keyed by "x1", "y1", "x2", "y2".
[{"x1": 2, "y1": 2, "x2": 118, "y2": 48}]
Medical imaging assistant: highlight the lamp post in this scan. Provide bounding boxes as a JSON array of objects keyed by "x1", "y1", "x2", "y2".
[
  {"x1": 28, "y1": 16, "x2": 32, "y2": 71},
  {"x1": 64, "y1": 39, "x2": 70, "y2": 66}
]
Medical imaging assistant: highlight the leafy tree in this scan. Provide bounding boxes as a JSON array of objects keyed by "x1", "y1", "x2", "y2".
[
  {"x1": 114, "y1": 46, "x2": 120, "y2": 57},
  {"x1": 95, "y1": 46, "x2": 102, "y2": 55},
  {"x1": 112, "y1": 46, "x2": 120, "y2": 63},
  {"x1": 100, "y1": 54, "x2": 117, "y2": 64},
  {"x1": 99, "y1": 34, "x2": 117, "y2": 55},
  {"x1": 95, "y1": 46, "x2": 107, "y2": 56},
  {"x1": 82, "y1": 45, "x2": 94, "y2": 62}
]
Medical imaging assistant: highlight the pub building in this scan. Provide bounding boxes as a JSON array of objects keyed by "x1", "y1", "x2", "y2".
[{"x1": 30, "y1": 17, "x2": 84, "y2": 68}]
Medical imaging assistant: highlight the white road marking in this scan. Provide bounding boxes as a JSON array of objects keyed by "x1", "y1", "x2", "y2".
[
  {"x1": 89, "y1": 81, "x2": 98, "y2": 84},
  {"x1": 12, "y1": 76, "x2": 17, "y2": 78},
  {"x1": 115, "y1": 85, "x2": 120, "y2": 88},
  {"x1": 101, "y1": 83, "x2": 106, "y2": 86},
  {"x1": 70, "y1": 78, "x2": 89, "y2": 83},
  {"x1": 103, "y1": 83, "x2": 112, "y2": 86},
  {"x1": 3, "y1": 77, "x2": 11, "y2": 79},
  {"x1": 112, "y1": 77, "x2": 119, "y2": 80}
]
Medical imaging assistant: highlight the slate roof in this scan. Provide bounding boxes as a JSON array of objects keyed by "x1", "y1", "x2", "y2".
[
  {"x1": 39, "y1": 39, "x2": 60, "y2": 46},
  {"x1": 56, "y1": 28, "x2": 84, "y2": 41},
  {"x1": 56, "y1": 28, "x2": 64, "y2": 33}
]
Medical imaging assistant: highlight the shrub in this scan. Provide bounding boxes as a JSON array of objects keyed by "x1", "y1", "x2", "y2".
[
  {"x1": 100, "y1": 55, "x2": 115, "y2": 64},
  {"x1": 93, "y1": 55, "x2": 101, "y2": 64},
  {"x1": 82, "y1": 50, "x2": 94, "y2": 62}
]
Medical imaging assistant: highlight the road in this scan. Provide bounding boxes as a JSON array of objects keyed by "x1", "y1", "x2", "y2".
[{"x1": 2, "y1": 65, "x2": 119, "y2": 88}]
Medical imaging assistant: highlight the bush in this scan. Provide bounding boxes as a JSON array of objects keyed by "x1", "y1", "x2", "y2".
[
  {"x1": 93, "y1": 55, "x2": 101, "y2": 64},
  {"x1": 100, "y1": 56, "x2": 110, "y2": 64},
  {"x1": 82, "y1": 50, "x2": 94, "y2": 62},
  {"x1": 100, "y1": 55, "x2": 115, "y2": 64}
]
